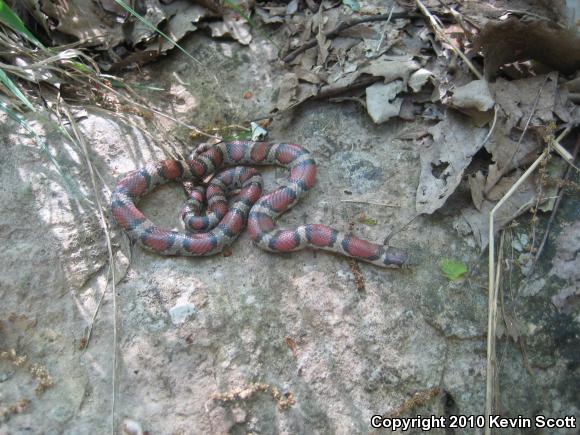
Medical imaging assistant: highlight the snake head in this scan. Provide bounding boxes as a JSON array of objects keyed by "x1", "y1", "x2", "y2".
[{"x1": 384, "y1": 247, "x2": 413, "y2": 268}]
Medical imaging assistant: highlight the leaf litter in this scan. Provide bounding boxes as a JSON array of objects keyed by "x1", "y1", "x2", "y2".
[{"x1": 5, "y1": 0, "x2": 579, "y2": 253}]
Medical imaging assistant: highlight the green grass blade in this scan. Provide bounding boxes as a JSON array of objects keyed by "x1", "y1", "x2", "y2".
[
  {"x1": 0, "y1": 0, "x2": 46, "y2": 50},
  {"x1": 0, "y1": 67, "x2": 34, "y2": 110}
]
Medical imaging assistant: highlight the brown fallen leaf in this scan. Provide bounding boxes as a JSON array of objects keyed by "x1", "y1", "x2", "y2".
[
  {"x1": 208, "y1": 9, "x2": 252, "y2": 45},
  {"x1": 38, "y1": 0, "x2": 125, "y2": 46},
  {"x1": 460, "y1": 171, "x2": 539, "y2": 249},
  {"x1": 415, "y1": 110, "x2": 488, "y2": 214},
  {"x1": 479, "y1": 73, "x2": 559, "y2": 193},
  {"x1": 474, "y1": 18, "x2": 580, "y2": 79}
]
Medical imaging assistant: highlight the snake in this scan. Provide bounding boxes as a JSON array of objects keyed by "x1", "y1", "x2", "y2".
[{"x1": 110, "y1": 141, "x2": 409, "y2": 268}]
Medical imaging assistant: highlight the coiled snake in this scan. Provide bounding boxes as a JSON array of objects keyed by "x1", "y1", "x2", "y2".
[{"x1": 110, "y1": 141, "x2": 409, "y2": 268}]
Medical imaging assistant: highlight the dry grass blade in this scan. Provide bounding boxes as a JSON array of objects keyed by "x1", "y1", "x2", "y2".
[
  {"x1": 0, "y1": 99, "x2": 78, "y2": 194},
  {"x1": 340, "y1": 199, "x2": 399, "y2": 207},
  {"x1": 76, "y1": 71, "x2": 219, "y2": 141},
  {"x1": 485, "y1": 126, "x2": 573, "y2": 434},
  {"x1": 61, "y1": 105, "x2": 118, "y2": 435},
  {"x1": 485, "y1": 149, "x2": 547, "y2": 434},
  {"x1": 532, "y1": 135, "x2": 580, "y2": 270}
]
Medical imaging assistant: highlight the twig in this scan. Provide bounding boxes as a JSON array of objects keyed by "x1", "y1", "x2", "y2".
[
  {"x1": 282, "y1": 12, "x2": 411, "y2": 63},
  {"x1": 552, "y1": 127, "x2": 578, "y2": 170},
  {"x1": 373, "y1": 4, "x2": 395, "y2": 55},
  {"x1": 341, "y1": 199, "x2": 400, "y2": 207},
  {"x1": 480, "y1": 104, "x2": 499, "y2": 148},
  {"x1": 383, "y1": 214, "x2": 418, "y2": 245},
  {"x1": 435, "y1": 0, "x2": 481, "y2": 32},
  {"x1": 531, "y1": 134, "x2": 580, "y2": 269},
  {"x1": 313, "y1": 76, "x2": 383, "y2": 100},
  {"x1": 415, "y1": 0, "x2": 483, "y2": 79}
]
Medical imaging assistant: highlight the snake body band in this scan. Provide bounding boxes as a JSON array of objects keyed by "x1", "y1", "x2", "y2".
[{"x1": 110, "y1": 141, "x2": 409, "y2": 268}]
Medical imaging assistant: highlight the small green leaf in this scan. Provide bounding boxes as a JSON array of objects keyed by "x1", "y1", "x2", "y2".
[
  {"x1": 360, "y1": 217, "x2": 378, "y2": 226},
  {"x1": 223, "y1": 130, "x2": 252, "y2": 141},
  {"x1": 343, "y1": 0, "x2": 360, "y2": 12},
  {"x1": 440, "y1": 259, "x2": 467, "y2": 281},
  {"x1": 0, "y1": 0, "x2": 46, "y2": 50},
  {"x1": 0, "y1": 68, "x2": 34, "y2": 110}
]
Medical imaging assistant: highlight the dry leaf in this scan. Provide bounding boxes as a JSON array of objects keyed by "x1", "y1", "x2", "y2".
[
  {"x1": 415, "y1": 110, "x2": 488, "y2": 214},
  {"x1": 359, "y1": 57, "x2": 420, "y2": 85},
  {"x1": 459, "y1": 172, "x2": 538, "y2": 249},
  {"x1": 208, "y1": 10, "x2": 252, "y2": 45},
  {"x1": 408, "y1": 68, "x2": 434, "y2": 93},
  {"x1": 39, "y1": 0, "x2": 125, "y2": 46},
  {"x1": 128, "y1": 0, "x2": 167, "y2": 46},
  {"x1": 365, "y1": 81, "x2": 405, "y2": 123},
  {"x1": 158, "y1": 1, "x2": 208, "y2": 51},
  {"x1": 468, "y1": 171, "x2": 486, "y2": 211},
  {"x1": 483, "y1": 119, "x2": 543, "y2": 193},
  {"x1": 314, "y1": 10, "x2": 331, "y2": 65},
  {"x1": 475, "y1": 18, "x2": 580, "y2": 79},
  {"x1": 255, "y1": 7, "x2": 285, "y2": 24},
  {"x1": 490, "y1": 73, "x2": 557, "y2": 131},
  {"x1": 449, "y1": 80, "x2": 495, "y2": 112}
]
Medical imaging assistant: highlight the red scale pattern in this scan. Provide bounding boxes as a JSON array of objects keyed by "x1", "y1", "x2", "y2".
[
  {"x1": 290, "y1": 164, "x2": 316, "y2": 188},
  {"x1": 112, "y1": 202, "x2": 145, "y2": 229},
  {"x1": 121, "y1": 173, "x2": 148, "y2": 197},
  {"x1": 344, "y1": 236, "x2": 379, "y2": 259},
  {"x1": 222, "y1": 212, "x2": 244, "y2": 234},
  {"x1": 271, "y1": 230, "x2": 300, "y2": 251},
  {"x1": 276, "y1": 144, "x2": 301, "y2": 164},
  {"x1": 204, "y1": 147, "x2": 223, "y2": 168},
  {"x1": 250, "y1": 142, "x2": 270, "y2": 161},
  {"x1": 142, "y1": 227, "x2": 173, "y2": 251},
  {"x1": 160, "y1": 160, "x2": 182, "y2": 180},
  {"x1": 307, "y1": 224, "x2": 335, "y2": 247}
]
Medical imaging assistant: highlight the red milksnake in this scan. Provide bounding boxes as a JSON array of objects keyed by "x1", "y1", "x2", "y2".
[{"x1": 110, "y1": 141, "x2": 409, "y2": 268}]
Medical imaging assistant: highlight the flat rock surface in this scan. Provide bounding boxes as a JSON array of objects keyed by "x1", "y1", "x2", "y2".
[{"x1": 1, "y1": 34, "x2": 579, "y2": 434}]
